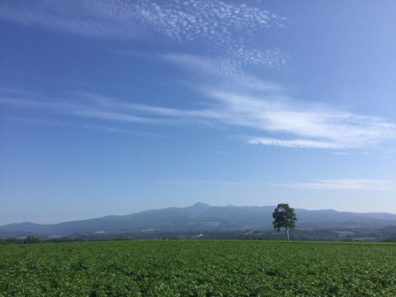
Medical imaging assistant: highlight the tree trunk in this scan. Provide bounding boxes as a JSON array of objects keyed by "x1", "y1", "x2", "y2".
[{"x1": 286, "y1": 228, "x2": 290, "y2": 240}]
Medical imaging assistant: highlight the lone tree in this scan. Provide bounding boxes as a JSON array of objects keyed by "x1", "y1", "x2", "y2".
[
  {"x1": 272, "y1": 203, "x2": 297, "y2": 240},
  {"x1": 24, "y1": 235, "x2": 39, "y2": 244}
]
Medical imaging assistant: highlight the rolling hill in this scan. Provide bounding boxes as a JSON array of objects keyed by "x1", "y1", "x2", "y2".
[{"x1": 1, "y1": 202, "x2": 396, "y2": 239}]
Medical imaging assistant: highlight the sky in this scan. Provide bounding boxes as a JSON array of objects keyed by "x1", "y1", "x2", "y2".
[{"x1": 0, "y1": 0, "x2": 396, "y2": 224}]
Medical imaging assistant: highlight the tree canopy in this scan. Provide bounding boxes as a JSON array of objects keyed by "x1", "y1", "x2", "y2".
[{"x1": 272, "y1": 203, "x2": 297, "y2": 240}]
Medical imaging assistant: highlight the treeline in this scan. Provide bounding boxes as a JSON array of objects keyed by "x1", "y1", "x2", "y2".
[{"x1": 2, "y1": 227, "x2": 396, "y2": 243}]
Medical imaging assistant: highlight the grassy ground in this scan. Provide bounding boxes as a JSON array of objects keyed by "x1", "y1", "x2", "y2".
[{"x1": 1, "y1": 240, "x2": 396, "y2": 296}]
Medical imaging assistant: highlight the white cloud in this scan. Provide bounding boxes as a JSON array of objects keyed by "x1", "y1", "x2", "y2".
[
  {"x1": 74, "y1": 110, "x2": 158, "y2": 124},
  {"x1": 248, "y1": 138, "x2": 345, "y2": 149},
  {"x1": 75, "y1": 91, "x2": 223, "y2": 120},
  {"x1": 0, "y1": 0, "x2": 283, "y2": 62},
  {"x1": 1, "y1": 86, "x2": 396, "y2": 150},
  {"x1": 1, "y1": 1, "x2": 394, "y2": 153},
  {"x1": 0, "y1": 91, "x2": 221, "y2": 128},
  {"x1": 284, "y1": 179, "x2": 394, "y2": 191},
  {"x1": 81, "y1": 124, "x2": 162, "y2": 138},
  {"x1": 156, "y1": 179, "x2": 239, "y2": 186},
  {"x1": 208, "y1": 91, "x2": 396, "y2": 149},
  {"x1": 159, "y1": 54, "x2": 396, "y2": 150},
  {"x1": 163, "y1": 53, "x2": 283, "y2": 91},
  {"x1": 228, "y1": 46, "x2": 287, "y2": 68}
]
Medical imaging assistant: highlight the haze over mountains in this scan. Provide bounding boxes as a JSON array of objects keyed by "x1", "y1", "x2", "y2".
[{"x1": 1, "y1": 203, "x2": 396, "y2": 239}]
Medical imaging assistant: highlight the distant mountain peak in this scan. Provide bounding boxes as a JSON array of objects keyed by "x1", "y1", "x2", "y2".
[{"x1": 192, "y1": 202, "x2": 209, "y2": 208}]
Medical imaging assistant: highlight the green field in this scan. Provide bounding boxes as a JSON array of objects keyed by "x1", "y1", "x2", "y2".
[{"x1": 1, "y1": 240, "x2": 396, "y2": 296}]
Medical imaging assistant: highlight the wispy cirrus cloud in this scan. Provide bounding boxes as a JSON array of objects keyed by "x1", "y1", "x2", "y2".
[
  {"x1": 4, "y1": 1, "x2": 393, "y2": 150},
  {"x1": 155, "y1": 179, "x2": 239, "y2": 186},
  {"x1": 81, "y1": 124, "x2": 163, "y2": 138},
  {"x1": 208, "y1": 91, "x2": 396, "y2": 150},
  {"x1": 0, "y1": 0, "x2": 283, "y2": 37},
  {"x1": 1, "y1": 84, "x2": 396, "y2": 150},
  {"x1": 248, "y1": 138, "x2": 346, "y2": 149},
  {"x1": 284, "y1": 179, "x2": 394, "y2": 191},
  {"x1": 0, "y1": 0, "x2": 285, "y2": 67},
  {"x1": 160, "y1": 54, "x2": 396, "y2": 150},
  {"x1": 162, "y1": 53, "x2": 284, "y2": 90},
  {"x1": 0, "y1": 90, "x2": 222, "y2": 127}
]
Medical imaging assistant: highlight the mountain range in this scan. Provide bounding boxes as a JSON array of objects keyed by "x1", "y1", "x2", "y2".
[{"x1": 1, "y1": 203, "x2": 396, "y2": 239}]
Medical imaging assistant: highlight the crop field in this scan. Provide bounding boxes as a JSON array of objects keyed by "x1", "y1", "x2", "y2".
[{"x1": 1, "y1": 240, "x2": 396, "y2": 296}]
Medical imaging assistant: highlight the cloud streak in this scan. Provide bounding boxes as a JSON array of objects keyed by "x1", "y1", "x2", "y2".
[
  {"x1": 208, "y1": 91, "x2": 396, "y2": 149},
  {"x1": 284, "y1": 179, "x2": 394, "y2": 191},
  {"x1": 1, "y1": 85, "x2": 396, "y2": 150},
  {"x1": 155, "y1": 179, "x2": 239, "y2": 186},
  {"x1": 248, "y1": 138, "x2": 345, "y2": 149}
]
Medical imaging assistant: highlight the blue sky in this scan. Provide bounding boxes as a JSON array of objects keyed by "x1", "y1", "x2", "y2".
[{"x1": 1, "y1": 0, "x2": 396, "y2": 224}]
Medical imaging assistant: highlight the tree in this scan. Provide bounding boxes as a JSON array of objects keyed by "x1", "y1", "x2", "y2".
[
  {"x1": 272, "y1": 203, "x2": 297, "y2": 240},
  {"x1": 24, "y1": 236, "x2": 39, "y2": 244}
]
